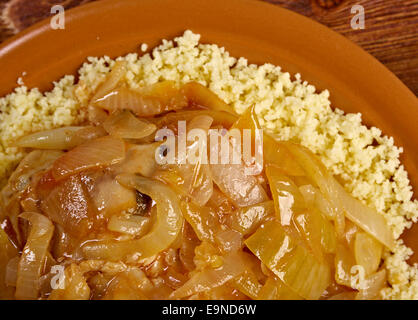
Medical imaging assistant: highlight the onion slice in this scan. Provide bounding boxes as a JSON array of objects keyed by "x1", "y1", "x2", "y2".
[
  {"x1": 82, "y1": 174, "x2": 183, "y2": 260},
  {"x1": 5, "y1": 256, "x2": 19, "y2": 287},
  {"x1": 14, "y1": 126, "x2": 106, "y2": 150},
  {"x1": 232, "y1": 271, "x2": 263, "y2": 300},
  {"x1": 355, "y1": 269, "x2": 386, "y2": 300},
  {"x1": 0, "y1": 227, "x2": 18, "y2": 299},
  {"x1": 170, "y1": 251, "x2": 247, "y2": 299},
  {"x1": 107, "y1": 214, "x2": 150, "y2": 237},
  {"x1": 232, "y1": 106, "x2": 305, "y2": 176},
  {"x1": 94, "y1": 81, "x2": 188, "y2": 117},
  {"x1": 51, "y1": 136, "x2": 125, "y2": 180},
  {"x1": 91, "y1": 176, "x2": 137, "y2": 218},
  {"x1": 245, "y1": 220, "x2": 331, "y2": 300},
  {"x1": 113, "y1": 143, "x2": 160, "y2": 177},
  {"x1": 214, "y1": 229, "x2": 243, "y2": 254},
  {"x1": 151, "y1": 110, "x2": 238, "y2": 130},
  {"x1": 299, "y1": 184, "x2": 336, "y2": 220},
  {"x1": 159, "y1": 115, "x2": 214, "y2": 206},
  {"x1": 40, "y1": 174, "x2": 94, "y2": 238},
  {"x1": 354, "y1": 232, "x2": 383, "y2": 276},
  {"x1": 103, "y1": 110, "x2": 157, "y2": 139},
  {"x1": 283, "y1": 142, "x2": 395, "y2": 250},
  {"x1": 90, "y1": 60, "x2": 127, "y2": 104},
  {"x1": 228, "y1": 201, "x2": 274, "y2": 235},
  {"x1": 15, "y1": 212, "x2": 54, "y2": 300},
  {"x1": 180, "y1": 201, "x2": 222, "y2": 243},
  {"x1": 334, "y1": 243, "x2": 356, "y2": 287},
  {"x1": 210, "y1": 134, "x2": 268, "y2": 207},
  {"x1": 87, "y1": 61, "x2": 127, "y2": 126},
  {"x1": 182, "y1": 82, "x2": 237, "y2": 115},
  {"x1": 8, "y1": 150, "x2": 63, "y2": 192},
  {"x1": 257, "y1": 278, "x2": 302, "y2": 300}
]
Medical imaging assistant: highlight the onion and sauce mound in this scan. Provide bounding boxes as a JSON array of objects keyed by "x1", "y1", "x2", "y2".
[{"x1": 0, "y1": 62, "x2": 395, "y2": 300}]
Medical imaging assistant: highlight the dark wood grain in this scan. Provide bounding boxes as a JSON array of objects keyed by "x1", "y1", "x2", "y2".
[
  {"x1": 0, "y1": 0, "x2": 417, "y2": 95},
  {"x1": 268, "y1": 0, "x2": 418, "y2": 96}
]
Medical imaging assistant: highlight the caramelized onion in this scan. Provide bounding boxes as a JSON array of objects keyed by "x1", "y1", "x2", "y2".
[
  {"x1": 92, "y1": 176, "x2": 137, "y2": 217},
  {"x1": 86, "y1": 62, "x2": 123, "y2": 125},
  {"x1": 0, "y1": 192, "x2": 22, "y2": 247},
  {"x1": 265, "y1": 166, "x2": 306, "y2": 225},
  {"x1": 210, "y1": 160, "x2": 268, "y2": 207},
  {"x1": 180, "y1": 201, "x2": 222, "y2": 243},
  {"x1": 257, "y1": 278, "x2": 302, "y2": 300},
  {"x1": 158, "y1": 115, "x2": 214, "y2": 206},
  {"x1": 297, "y1": 186, "x2": 337, "y2": 254},
  {"x1": 82, "y1": 174, "x2": 183, "y2": 260},
  {"x1": 245, "y1": 220, "x2": 331, "y2": 300},
  {"x1": 49, "y1": 264, "x2": 90, "y2": 300},
  {"x1": 94, "y1": 81, "x2": 188, "y2": 117},
  {"x1": 1, "y1": 78, "x2": 398, "y2": 300},
  {"x1": 316, "y1": 209, "x2": 337, "y2": 254},
  {"x1": 169, "y1": 115, "x2": 214, "y2": 205},
  {"x1": 354, "y1": 232, "x2": 383, "y2": 276},
  {"x1": 228, "y1": 201, "x2": 274, "y2": 235},
  {"x1": 5, "y1": 256, "x2": 19, "y2": 287},
  {"x1": 232, "y1": 271, "x2": 262, "y2": 299},
  {"x1": 232, "y1": 106, "x2": 304, "y2": 176},
  {"x1": 14, "y1": 126, "x2": 106, "y2": 150},
  {"x1": 16, "y1": 212, "x2": 54, "y2": 300},
  {"x1": 299, "y1": 184, "x2": 336, "y2": 220},
  {"x1": 8, "y1": 150, "x2": 63, "y2": 192},
  {"x1": 214, "y1": 229, "x2": 243, "y2": 254},
  {"x1": 182, "y1": 82, "x2": 237, "y2": 115},
  {"x1": 90, "y1": 60, "x2": 127, "y2": 104},
  {"x1": 171, "y1": 251, "x2": 247, "y2": 299},
  {"x1": 156, "y1": 164, "x2": 214, "y2": 207},
  {"x1": 113, "y1": 142, "x2": 160, "y2": 177},
  {"x1": 207, "y1": 187, "x2": 235, "y2": 214},
  {"x1": 152, "y1": 110, "x2": 238, "y2": 130},
  {"x1": 356, "y1": 269, "x2": 386, "y2": 300},
  {"x1": 334, "y1": 243, "x2": 356, "y2": 287},
  {"x1": 41, "y1": 174, "x2": 94, "y2": 238},
  {"x1": 0, "y1": 228, "x2": 18, "y2": 299},
  {"x1": 103, "y1": 110, "x2": 157, "y2": 139},
  {"x1": 51, "y1": 136, "x2": 125, "y2": 180},
  {"x1": 107, "y1": 214, "x2": 150, "y2": 237},
  {"x1": 180, "y1": 164, "x2": 213, "y2": 207},
  {"x1": 265, "y1": 166, "x2": 323, "y2": 257},
  {"x1": 283, "y1": 142, "x2": 395, "y2": 250}
]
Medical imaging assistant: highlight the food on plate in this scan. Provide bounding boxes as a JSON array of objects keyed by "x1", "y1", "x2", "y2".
[{"x1": 0, "y1": 31, "x2": 416, "y2": 300}]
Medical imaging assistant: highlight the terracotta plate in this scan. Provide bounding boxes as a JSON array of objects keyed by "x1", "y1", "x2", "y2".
[{"x1": 0, "y1": 0, "x2": 417, "y2": 259}]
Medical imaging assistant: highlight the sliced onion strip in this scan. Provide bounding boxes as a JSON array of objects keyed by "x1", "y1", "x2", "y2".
[
  {"x1": 14, "y1": 126, "x2": 106, "y2": 151},
  {"x1": 283, "y1": 142, "x2": 395, "y2": 250},
  {"x1": 94, "y1": 81, "x2": 188, "y2": 117},
  {"x1": 103, "y1": 110, "x2": 156, "y2": 139},
  {"x1": 82, "y1": 174, "x2": 183, "y2": 260},
  {"x1": 16, "y1": 212, "x2": 54, "y2": 300},
  {"x1": 51, "y1": 136, "x2": 125, "y2": 180}
]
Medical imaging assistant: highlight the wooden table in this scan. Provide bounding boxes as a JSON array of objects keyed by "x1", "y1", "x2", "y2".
[{"x1": 0, "y1": 0, "x2": 417, "y2": 95}]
